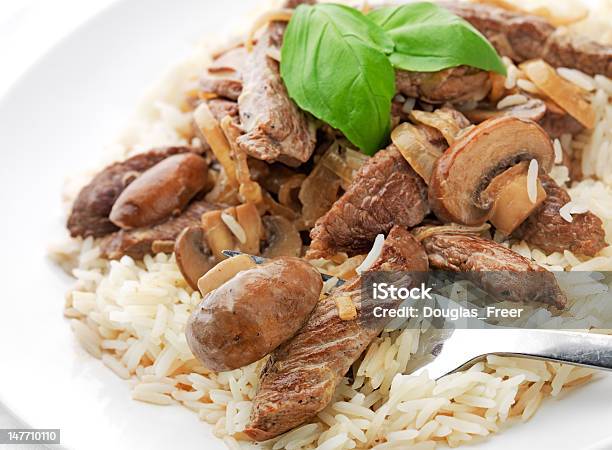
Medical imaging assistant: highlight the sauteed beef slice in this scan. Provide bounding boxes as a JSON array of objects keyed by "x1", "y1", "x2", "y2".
[
  {"x1": 67, "y1": 147, "x2": 192, "y2": 238},
  {"x1": 100, "y1": 200, "x2": 218, "y2": 260},
  {"x1": 421, "y1": 232, "x2": 567, "y2": 308},
  {"x1": 443, "y1": 2, "x2": 612, "y2": 77},
  {"x1": 307, "y1": 146, "x2": 430, "y2": 258},
  {"x1": 395, "y1": 66, "x2": 491, "y2": 104},
  {"x1": 237, "y1": 24, "x2": 316, "y2": 167},
  {"x1": 513, "y1": 175, "x2": 606, "y2": 256},
  {"x1": 539, "y1": 108, "x2": 584, "y2": 139},
  {"x1": 543, "y1": 31, "x2": 612, "y2": 78},
  {"x1": 245, "y1": 226, "x2": 429, "y2": 441}
]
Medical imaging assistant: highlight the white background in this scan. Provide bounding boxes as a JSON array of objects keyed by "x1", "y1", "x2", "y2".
[
  {"x1": 0, "y1": 0, "x2": 116, "y2": 437},
  {"x1": 0, "y1": 0, "x2": 117, "y2": 99}
]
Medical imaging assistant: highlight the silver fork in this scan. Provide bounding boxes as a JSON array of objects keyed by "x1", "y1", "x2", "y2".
[
  {"x1": 222, "y1": 250, "x2": 612, "y2": 379},
  {"x1": 411, "y1": 327, "x2": 612, "y2": 380}
]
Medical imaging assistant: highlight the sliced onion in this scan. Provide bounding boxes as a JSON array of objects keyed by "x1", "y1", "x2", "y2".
[
  {"x1": 320, "y1": 141, "x2": 369, "y2": 190},
  {"x1": 391, "y1": 122, "x2": 443, "y2": 184},
  {"x1": 412, "y1": 223, "x2": 491, "y2": 242},
  {"x1": 262, "y1": 191, "x2": 299, "y2": 221},
  {"x1": 193, "y1": 102, "x2": 238, "y2": 186},
  {"x1": 278, "y1": 174, "x2": 306, "y2": 211},
  {"x1": 245, "y1": 9, "x2": 293, "y2": 52},
  {"x1": 219, "y1": 116, "x2": 263, "y2": 205},
  {"x1": 299, "y1": 159, "x2": 342, "y2": 228},
  {"x1": 520, "y1": 59, "x2": 595, "y2": 129},
  {"x1": 409, "y1": 109, "x2": 464, "y2": 145}
]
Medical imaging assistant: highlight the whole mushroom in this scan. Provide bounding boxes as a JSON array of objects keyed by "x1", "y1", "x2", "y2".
[{"x1": 428, "y1": 116, "x2": 554, "y2": 233}]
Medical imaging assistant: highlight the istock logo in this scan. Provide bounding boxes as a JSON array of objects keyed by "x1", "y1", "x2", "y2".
[{"x1": 372, "y1": 282, "x2": 433, "y2": 301}]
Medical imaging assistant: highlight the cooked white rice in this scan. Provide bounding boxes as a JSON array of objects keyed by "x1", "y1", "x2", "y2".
[{"x1": 49, "y1": 2, "x2": 612, "y2": 449}]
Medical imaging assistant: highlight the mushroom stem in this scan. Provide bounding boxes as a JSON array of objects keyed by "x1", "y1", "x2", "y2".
[{"x1": 484, "y1": 163, "x2": 547, "y2": 235}]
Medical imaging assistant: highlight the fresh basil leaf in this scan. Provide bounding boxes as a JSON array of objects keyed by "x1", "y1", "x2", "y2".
[
  {"x1": 369, "y1": 2, "x2": 506, "y2": 75},
  {"x1": 281, "y1": 3, "x2": 396, "y2": 154}
]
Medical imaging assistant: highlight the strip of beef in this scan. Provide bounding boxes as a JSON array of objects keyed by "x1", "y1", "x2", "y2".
[
  {"x1": 513, "y1": 175, "x2": 606, "y2": 256},
  {"x1": 67, "y1": 147, "x2": 191, "y2": 238},
  {"x1": 443, "y1": 2, "x2": 612, "y2": 77},
  {"x1": 538, "y1": 106, "x2": 584, "y2": 139},
  {"x1": 237, "y1": 24, "x2": 316, "y2": 167},
  {"x1": 307, "y1": 146, "x2": 429, "y2": 258},
  {"x1": 395, "y1": 66, "x2": 491, "y2": 105},
  {"x1": 100, "y1": 200, "x2": 218, "y2": 260},
  {"x1": 420, "y1": 232, "x2": 566, "y2": 308},
  {"x1": 245, "y1": 226, "x2": 429, "y2": 441}
]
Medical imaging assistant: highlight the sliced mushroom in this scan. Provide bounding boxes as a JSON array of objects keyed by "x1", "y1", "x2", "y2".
[
  {"x1": 463, "y1": 98, "x2": 547, "y2": 124},
  {"x1": 201, "y1": 210, "x2": 235, "y2": 260},
  {"x1": 235, "y1": 202, "x2": 264, "y2": 255},
  {"x1": 429, "y1": 116, "x2": 554, "y2": 226},
  {"x1": 175, "y1": 226, "x2": 215, "y2": 290},
  {"x1": 262, "y1": 215, "x2": 302, "y2": 258},
  {"x1": 483, "y1": 162, "x2": 547, "y2": 235}
]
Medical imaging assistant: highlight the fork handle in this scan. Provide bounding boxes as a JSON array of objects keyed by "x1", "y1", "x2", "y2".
[
  {"x1": 492, "y1": 329, "x2": 612, "y2": 370},
  {"x1": 415, "y1": 329, "x2": 612, "y2": 380}
]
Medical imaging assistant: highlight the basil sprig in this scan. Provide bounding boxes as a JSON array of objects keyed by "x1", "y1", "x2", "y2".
[
  {"x1": 281, "y1": 4, "x2": 396, "y2": 154},
  {"x1": 369, "y1": 3, "x2": 507, "y2": 74},
  {"x1": 281, "y1": 2, "x2": 505, "y2": 154}
]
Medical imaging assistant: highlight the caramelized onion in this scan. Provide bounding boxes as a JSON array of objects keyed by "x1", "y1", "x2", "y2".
[
  {"x1": 488, "y1": 72, "x2": 506, "y2": 103},
  {"x1": 262, "y1": 215, "x2": 302, "y2": 258},
  {"x1": 245, "y1": 9, "x2": 293, "y2": 52},
  {"x1": 278, "y1": 174, "x2": 306, "y2": 211},
  {"x1": 220, "y1": 116, "x2": 263, "y2": 204},
  {"x1": 409, "y1": 110, "x2": 464, "y2": 145},
  {"x1": 412, "y1": 223, "x2": 491, "y2": 242},
  {"x1": 193, "y1": 102, "x2": 238, "y2": 186},
  {"x1": 391, "y1": 122, "x2": 443, "y2": 184},
  {"x1": 319, "y1": 142, "x2": 369, "y2": 190},
  {"x1": 262, "y1": 191, "x2": 299, "y2": 221},
  {"x1": 520, "y1": 59, "x2": 595, "y2": 129}
]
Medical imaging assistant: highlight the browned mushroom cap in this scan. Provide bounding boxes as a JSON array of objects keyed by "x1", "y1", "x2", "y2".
[
  {"x1": 463, "y1": 98, "x2": 547, "y2": 124},
  {"x1": 110, "y1": 153, "x2": 208, "y2": 229},
  {"x1": 429, "y1": 116, "x2": 554, "y2": 225},
  {"x1": 175, "y1": 226, "x2": 215, "y2": 290}
]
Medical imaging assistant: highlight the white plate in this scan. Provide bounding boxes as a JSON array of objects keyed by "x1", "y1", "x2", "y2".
[{"x1": 0, "y1": 0, "x2": 611, "y2": 449}]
